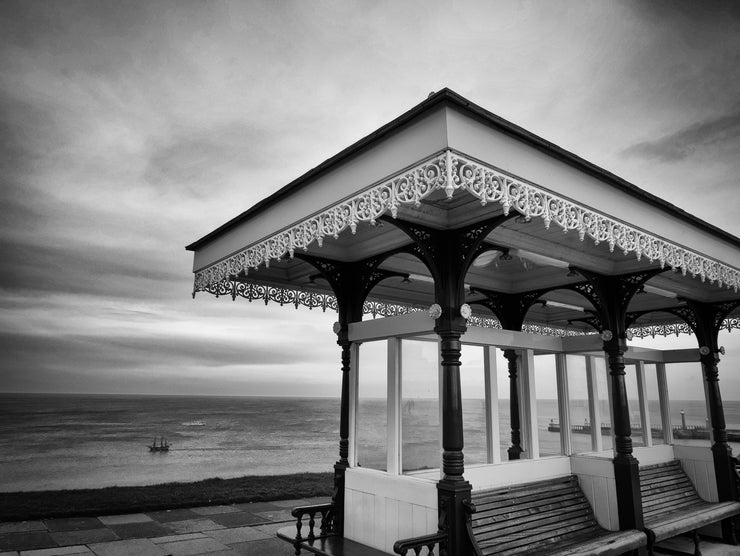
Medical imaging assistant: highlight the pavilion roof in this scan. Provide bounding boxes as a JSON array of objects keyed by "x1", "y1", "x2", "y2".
[{"x1": 186, "y1": 89, "x2": 740, "y2": 336}]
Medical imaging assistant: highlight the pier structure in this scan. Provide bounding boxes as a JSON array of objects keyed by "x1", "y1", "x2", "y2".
[{"x1": 187, "y1": 90, "x2": 740, "y2": 555}]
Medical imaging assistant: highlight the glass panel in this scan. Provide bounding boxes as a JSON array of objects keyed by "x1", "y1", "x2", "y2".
[
  {"x1": 644, "y1": 364, "x2": 665, "y2": 445},
  {"x1": 534, "y1": 354, "x2": 560, "y2": 457},
  {"x1": 567, "y1": 356, "x2": 592, "y2": 453},
  {"x1": 596, "y1": 357, "x2": 613, "y2": 451},
  {"x1": 625, "y1": 364, "x2": 644, "y2": 447},
  {"x1": 461, "y1": 345, "x2": 487, "y2": 465},
  {"x1": 356, "y1": 341, "x2": 387, "y2": 471},
  {"x1": 402, "y1": 340, "x2": 439, "y2": 474},
  {"x1": 666, "y1": 363, "x2": 710, "y2": 447}
]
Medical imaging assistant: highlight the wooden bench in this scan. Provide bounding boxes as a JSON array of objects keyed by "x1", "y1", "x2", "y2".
[
  {"x1": 276, "y1": 503, "x2": 393, "y2": 556},
  {"x1": 639, "y1": 460, "x2": 740, "y2": 556},
  {"x1": 468, "y1": 475, "x2": 646, "y2": 556},
  {"x1": 277, "y1": 529, "x2": 392, "y2": 556}
]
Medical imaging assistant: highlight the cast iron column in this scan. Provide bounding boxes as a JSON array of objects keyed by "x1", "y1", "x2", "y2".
[
  {"x1": 435, "y1": 310, "x2": 474, "y2": 556},
  {"x1": 333, "y1": 329, "x2": 351, "y2": 536},
  {"x1": 383, "y1": 216, "x2": 511, "y2": 556},
  {"x1": 569, "y1": 269, "x2": 663, "y2": 533},
  {"x1": 671, "y1": 301, "x2": 740, "y2": 544},
  {"x1": 504, "y1": 349, "x2": 523, "y2": 460},
  {"x1": 604, "y1": 334, "x2": 644, "y2": 532}
]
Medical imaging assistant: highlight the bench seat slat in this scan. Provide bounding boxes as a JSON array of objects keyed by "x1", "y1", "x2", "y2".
[
  {"x1": 474, "y1": 509, "x2": 597, "y2": 544},
  {"x1": 472, "y1": 497, "x2": 588, "y2": 525},
  {"x1": 645, "y1": 501, "x2": 740, "y2": 542},
  {"x1": 639, "y1": 460, "x2": 740, "y2": 551},
  {"x1": 470, "y1": 475, "x2": 646, "y2": 556}
]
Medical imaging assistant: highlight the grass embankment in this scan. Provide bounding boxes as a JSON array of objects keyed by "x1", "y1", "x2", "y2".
[{"x1": 1, "y1": 472, "x2": 333, "y2": 522}]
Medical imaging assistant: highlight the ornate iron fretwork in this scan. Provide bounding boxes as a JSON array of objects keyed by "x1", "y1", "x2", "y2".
[
  {"x1": 193, "y1": 150, "x2": 740, "y2": 294},
  {"x1": 568, "y1": 268, "x2": 665, "y2": 337},
  {"x1": 202, "y1": 279, "x2": 740, "y2": 338},
  {"x1": 470, "y1": 286, "x2": 550, "y2": 331}
]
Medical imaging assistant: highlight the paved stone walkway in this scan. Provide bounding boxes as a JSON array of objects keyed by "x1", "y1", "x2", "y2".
[
  {"x1": 2, "y1": 499, "x2": 739, "y2": 555},
  {"x1": 0, "y1": 497, "x2": 330, "y2": 556}
]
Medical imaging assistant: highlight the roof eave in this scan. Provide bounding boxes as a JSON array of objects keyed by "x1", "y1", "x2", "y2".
[{"x1": 186, "y1": 88, "x2": 740, "y2": 252}]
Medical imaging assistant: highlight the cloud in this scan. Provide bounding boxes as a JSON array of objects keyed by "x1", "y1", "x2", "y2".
[{"x1": 621, "y1": 109, "x2": 740, "y2": 162}]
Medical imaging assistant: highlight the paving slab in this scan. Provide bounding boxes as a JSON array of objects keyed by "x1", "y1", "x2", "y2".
[
  {"x1": 0, "y1": 532, "x2": 56, "y2": 552},
  {"x1": 0, "y1": 523, "x2": 46, "y2": 535},
  {"x1": 87, "y1": 538, "x2": 166, "y2": 556},
  {"x1": 203, "y1": 526, "x2": 271, "y2": 545},
  {"x1": 190, "y1": 506, "x2": 240, "y2": 516},
  {"x1": 206, "y1": 513, "x2": 266, "y2": 528},
  {"x1": 106, "y1": 522, "x2": 170, "y2": 540},
  {"x1": 150, "y1": 533, "x2": 206, "y2": 544},
  {"x1": 253, "y1": 510, "x2": 292, "y2": 522},
  {"x1": 43, "y1": 519, "x2": 103, "y2": 534},
  {"x1": 655, "y1": 537, "x2": 740, "y2": 556},
  {"x1": 97, "y1": 514, "x2": 152, "y2": 526},
  {"x1": 162, "y1": 519, "x2": 225, "y2": 535},
  {"x1": 252, "y1": 522, "x2": 294, "y2": 536},
  {"x1": 233, "y1": 502, "x2": 282, "y2": 513},
  {"x1": 49, "y1": 528, "x2": 117, "y2": 547},
  {"x1": 155, "y1": 537, "x2": 230, "y2": 555},
  {"x1": 227, "y1": 538, "x2": 295, "y2": 556},
  {"x1": 20, "y1": 545, "x2": 93, "y2": 555},
  {"x1": 145, "y1": 509, "x2": 200, "y2": 523},
  {"x1": 268, "y1": 499, "x2": 312, "y2": 509}
]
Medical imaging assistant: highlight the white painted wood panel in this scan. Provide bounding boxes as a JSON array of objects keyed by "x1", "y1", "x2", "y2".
[
  {"x1": 633, "y1": 445, "x2": 674, "y2": 465},
  {"x1": 585, "y1": 356, "x2": 603, "y2": 452},
  {"x1": 674, "y1": 444, "x2": 718, "y2": 502},
  {"x1": 465, "y1": 457, "x2": 571, "y2": 490},
  {"x1": 344, "y1": 468, "x2": 438, "y2": 553},
  {"x1": 387, "y1": 338, "x2": 401, "y2": 475},
  {"x1": 555, "y1": 353, "x2": 571, "y2": 456},
  {"x1": 571, "y1": 454, "x2": 618, "y2": 530},
  {"x1": 484, "y1": 346, "x2": 501, "y2": 464}
]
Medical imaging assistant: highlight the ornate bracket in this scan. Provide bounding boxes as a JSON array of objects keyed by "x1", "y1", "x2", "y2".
[
  {"x1": 381, "y1": 215, "x2": 513, "y2": 332},
  {"x1": 469, "y1": 286, "x2": 550, "y2": 331},
  {"x1": 294, "y1": 252, "x2": 406, "y2": 331},
  {"x1": 567, "y1": 267, "x2": 666, "y2": 341}
]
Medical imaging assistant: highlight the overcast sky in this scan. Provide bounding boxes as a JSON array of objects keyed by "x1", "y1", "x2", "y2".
[{"x1": 1, "y1": 1, "x2": 739, "y2": 400}]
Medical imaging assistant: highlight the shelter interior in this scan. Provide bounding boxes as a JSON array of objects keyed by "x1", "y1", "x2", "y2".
[{"x1": 187, "y1": 89, "x2": 740, "y2": 555}]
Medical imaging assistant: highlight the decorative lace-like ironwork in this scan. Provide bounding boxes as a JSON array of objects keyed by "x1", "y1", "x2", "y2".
[
  {"x1": 193, "y1": 150, "x2": 740, "y2": 294},
  {"x1": 202, "y1": 279, "x2": 740, "y2": 338}
]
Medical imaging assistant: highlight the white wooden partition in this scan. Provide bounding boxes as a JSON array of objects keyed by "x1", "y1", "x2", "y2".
[
  {"x1": 483, "y1": 346, "x2": 501, "y2": 464},
  {"x1": 585, "y1": 356, "x2": 603, "y2": 452},
  {"x1": 345, "y1": 468, "x2": 437, "y2": 554}
]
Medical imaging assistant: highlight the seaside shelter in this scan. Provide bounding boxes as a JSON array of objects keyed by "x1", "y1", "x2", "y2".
[{"x1": 186, "y1": 90, "x2": 740, "y2": 556}]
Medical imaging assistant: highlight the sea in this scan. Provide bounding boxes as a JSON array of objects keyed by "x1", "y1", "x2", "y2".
[{"x1": 2, "y1": 393, "x2": 740, "y2": 493}]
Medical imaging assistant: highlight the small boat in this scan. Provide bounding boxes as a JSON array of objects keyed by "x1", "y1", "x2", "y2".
[
  {"x1": 182, "y1": 420, "x2": 206, "y2": 426},
  {"x1": 148, "y1": 437, "x2": 170, "y2": 452}
]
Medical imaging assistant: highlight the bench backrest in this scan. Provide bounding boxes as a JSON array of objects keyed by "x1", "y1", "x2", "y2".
[
  {"x1": 639, "y1": 460, "x2": 703, "y2": 522},
  {"x1": 470, "y1": 475, "x2": 603, "y2": 556}
]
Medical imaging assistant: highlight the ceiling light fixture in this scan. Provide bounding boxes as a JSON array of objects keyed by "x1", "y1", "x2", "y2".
[
  {"x1": 643, "y1": 284, "x2": 677, "y2": 298},
  {"x1": 542, "y1": 300, "x2": 585, "y2": 312},
  {"x1": 511, "y1": 249, "x2": 570, "y2": 269}
]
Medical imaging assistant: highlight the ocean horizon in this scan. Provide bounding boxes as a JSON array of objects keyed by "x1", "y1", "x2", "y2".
[{"x1": 2, "y1": 393, "x2": 739, "y2": 493}]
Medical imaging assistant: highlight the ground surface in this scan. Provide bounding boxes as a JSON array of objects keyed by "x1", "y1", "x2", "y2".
[
  {"x1": 2, "y1": 500, "x2": 739, "y2": 555},
  {"x1": 0, "y1": 496, "x2": 328, "y2": 555}
]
